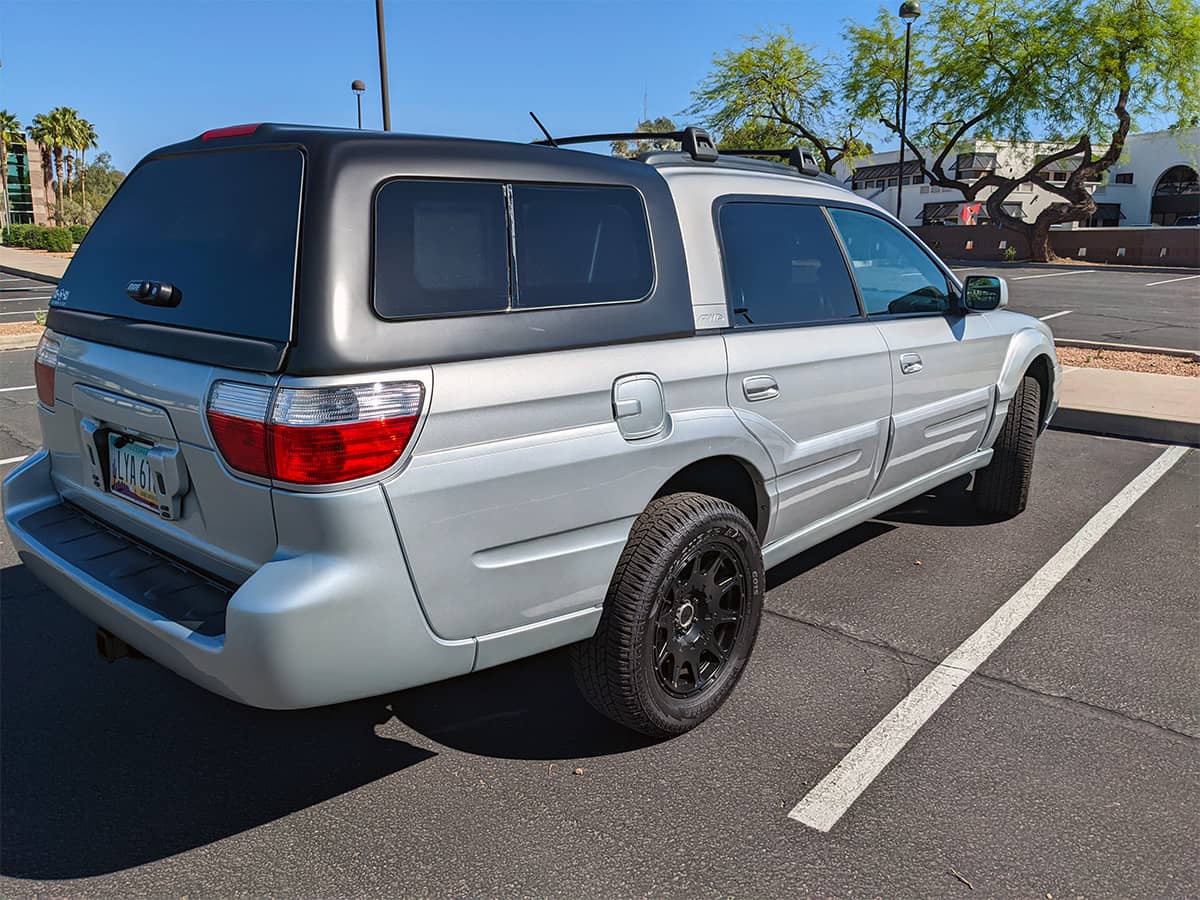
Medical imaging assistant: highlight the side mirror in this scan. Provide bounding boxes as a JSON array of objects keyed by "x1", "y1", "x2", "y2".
[{"x1": 963, "y1": 274, "x2": 1008, "y2": 311}]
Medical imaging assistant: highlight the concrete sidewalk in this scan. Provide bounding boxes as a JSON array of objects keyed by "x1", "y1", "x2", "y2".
[
  {"x1": 1052, "y1": 367, "x2": 1198, "y2": 445},
  {"x1": 0, "y1": 245, "x2": 70, "y2": 281}
]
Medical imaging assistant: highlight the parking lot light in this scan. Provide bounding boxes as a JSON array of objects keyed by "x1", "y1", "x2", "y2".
[
  {"x1": 351, "y1": 79, "x2": 366, "y2": 129},
  {"x1": 897, "y1": 0, "x2": 921, "y2": 220}
]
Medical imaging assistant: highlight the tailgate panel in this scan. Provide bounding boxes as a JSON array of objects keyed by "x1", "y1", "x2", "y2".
[{"x1": 42, "y1": 334, "x2": 278, "y2": 581}]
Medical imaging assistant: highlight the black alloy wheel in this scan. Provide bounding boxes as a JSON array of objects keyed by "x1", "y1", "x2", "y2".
[{"x1": 651, "y1": 539, "x2": 747, "y2": 698}]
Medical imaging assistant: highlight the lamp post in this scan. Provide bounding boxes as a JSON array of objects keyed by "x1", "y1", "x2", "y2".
[
  {"x1": 375, "y1": 0, "x2": 392, "y2": 131},
  {"x1": 351, "y1": 80, "x2": 366, "y2": 129},
  {"x1": 896, "y1": 0, "x2": 921, "y2": 220}
]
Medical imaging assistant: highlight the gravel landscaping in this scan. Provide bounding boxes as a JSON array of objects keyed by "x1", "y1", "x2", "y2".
[{"x1": 1057, "y1": 345, "x2": 1199, "y2": 377}]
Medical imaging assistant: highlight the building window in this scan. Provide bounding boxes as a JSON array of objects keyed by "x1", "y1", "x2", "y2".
[
  {"x1": 1115, "y1": 173, "x2": 1134, "y2": 184},
  {"x1": 1049, "y1": 171, "x2": 1068, "y2": 183}
]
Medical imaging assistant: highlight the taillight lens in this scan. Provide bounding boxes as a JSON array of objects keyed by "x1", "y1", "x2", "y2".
[
  {"x1": 206, "y1": 380, "x2": 424, "y2": 486},
  {"x1": 34, "y1": 333, "x2": 60, "y2": 407},
  {"x1": 207, "y1": 382, "x2": 272, "y2": 477}
]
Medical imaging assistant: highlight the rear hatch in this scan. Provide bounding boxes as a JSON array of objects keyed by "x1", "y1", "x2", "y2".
[{"x1": 40, "y1": 143, "x2": 304, "y2": 581}]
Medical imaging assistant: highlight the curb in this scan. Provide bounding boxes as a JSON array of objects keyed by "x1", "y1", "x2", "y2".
[
  {"x1": 1055, "y1": 339, "x2": 1200, "y2": 361},
  {"x1": 941, "y1": 259, "x2": 1200, "y2": 275},
  {"x1": 0, "y1": 330, "x2": 43, "y2": 351},
  {"x1": 1051, "y1": 407, "x2": 1199, "y2": 446},
  {"x1": 0, "y1": 265, "x2": 60, "y2": 284}
]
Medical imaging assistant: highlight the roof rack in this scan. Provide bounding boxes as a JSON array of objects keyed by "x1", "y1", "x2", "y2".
[
  {"x1": 529, "y1": 117, "x2": 828, "y2": 179},
  {"x1": 532, "y1": 125, "x2": 719, "y2": 162}
]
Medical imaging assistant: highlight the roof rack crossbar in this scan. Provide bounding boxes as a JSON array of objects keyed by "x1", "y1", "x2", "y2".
[
  {"x1": 720, "y1": 147, "x2": 821, "y2": 177},
  {"x1": 533, "y1": 126, "x2": 719, "y2": 162}
]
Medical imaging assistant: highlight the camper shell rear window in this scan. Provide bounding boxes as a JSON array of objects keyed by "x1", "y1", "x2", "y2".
[{"x1": 55, "y1": 147, "x2": 303, "y2": 341}]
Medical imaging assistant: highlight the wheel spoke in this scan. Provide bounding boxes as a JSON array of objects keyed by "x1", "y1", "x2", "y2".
[
  {"x1": 712, "y1": 607, "x2": 738, "y2": 625},
  {"x1": 674, "y1": 645, "x2": 701, "y2": 686}
]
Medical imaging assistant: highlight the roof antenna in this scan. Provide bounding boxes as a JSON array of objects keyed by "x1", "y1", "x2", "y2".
[{"x1": 529, "y1": 111, "x2": 557, "y2": 147}]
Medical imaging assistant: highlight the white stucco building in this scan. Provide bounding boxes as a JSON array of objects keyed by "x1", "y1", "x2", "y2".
[{"x1": 836, "y1": 127, "x2": 1200, "y2": 229}]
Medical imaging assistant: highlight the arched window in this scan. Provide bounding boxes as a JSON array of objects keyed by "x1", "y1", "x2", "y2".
[{"x1": 1151, "y1": 165, "x2": 1199, "y2": 225}]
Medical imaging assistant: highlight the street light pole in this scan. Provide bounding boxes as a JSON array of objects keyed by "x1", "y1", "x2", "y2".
[
  {"x1": 375, "y1": 0, "x2": 392, "y2": 131},
  {"x1": 351, "y1": 80, "x2": 366, "y2": 129},
  {"x1": 896, "y1": 0, "x2": 921, "y2": 220}
]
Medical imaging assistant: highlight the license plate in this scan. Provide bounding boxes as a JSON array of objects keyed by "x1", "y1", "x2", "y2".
[{"x1": 107, "y1": 434, "x2": 160, "y2": 513}]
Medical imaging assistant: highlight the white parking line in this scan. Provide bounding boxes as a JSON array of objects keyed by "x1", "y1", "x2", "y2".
[
  {"x1": 950, "y1": 267, "x2": 982, "y2": 272},
  {"x1": 788, "y1": 444, "x2": 1190, "y2": 832},
  {"x1": 1038, "y1": 310, "x2": 1073, "y2": 321},
  {"x1": 1011, "y1": 270, "x2": 1095, "y2": 280},
  {"x1": 0, "y1": 296, "x2": 53, "y2": 303},
  {"x1": 0, "y1": 385, "x2": 35, "y2": 392},
  {"x1": 1145, "y1": 274, "x2": 1200, "y2": 287},
  {"x1": 0, "y1": 454, "x2": 29, "y2": 465}
]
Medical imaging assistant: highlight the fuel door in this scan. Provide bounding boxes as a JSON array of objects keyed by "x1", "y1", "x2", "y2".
[{"x1": 612, "y1": 373, "x2": 667, "y2": 441}]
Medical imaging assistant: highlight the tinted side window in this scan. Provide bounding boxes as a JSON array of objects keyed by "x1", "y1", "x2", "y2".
[
  {"x1": 827, "y1": 208, "x2": 951, "y2": 315},
  {"x1": 513, "y1": 185, "x2": 653, "y2": 308},
  {"x1": 374, "y1": 180, "x2": 510, "y2": 320},
  {"x1": 718, "y1": 202, "x2": 861, "y2": 327}
]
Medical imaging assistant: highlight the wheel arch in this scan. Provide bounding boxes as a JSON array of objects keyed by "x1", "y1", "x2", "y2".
[
  {"x1": 1024, "y1": 352, "x2": 1054, "y2": 428},
  {"x1": 653, "y1": 455, "x2": 771, "y2": 542}
]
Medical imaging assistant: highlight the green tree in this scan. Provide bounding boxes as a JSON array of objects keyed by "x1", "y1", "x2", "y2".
[
  {"x1": 687, "y1": 28, "x2": 870, "y2": 174},
  {"x1": 845, "y1": 0, "x2": 1200, "y2": 261},
  {"x1": 79, "y1": 151, "x2": 125, "y2": 205},
  {"x1": 0, "y1": 110, "x2": 24, "y2": 231},
  {"x1": 611, "y1": 116, "x2": 680, "y2": 158}
]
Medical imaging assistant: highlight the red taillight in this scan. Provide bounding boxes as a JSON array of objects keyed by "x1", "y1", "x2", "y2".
[
  {"x1": 34, "y1": 333, "x2": 60, "y2": 407},
  {"x1": 206, "y1": 380, "x2": 424, "y2": 486},
  {"x1": 206, "y1": 382, "x2": 272, "y2": 477},
  {"x1": 201, "y1": 123, "x2": 262, "y2": 141}
]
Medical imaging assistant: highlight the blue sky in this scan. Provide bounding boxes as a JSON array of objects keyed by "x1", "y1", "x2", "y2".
[{"x1": 0, "y1": 0, "x2": 892, "y2": 172}]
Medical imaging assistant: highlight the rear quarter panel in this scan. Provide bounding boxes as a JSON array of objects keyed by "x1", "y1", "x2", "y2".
[{"x1": 384, "y1": 336, "x2": 772, "y2": 641}]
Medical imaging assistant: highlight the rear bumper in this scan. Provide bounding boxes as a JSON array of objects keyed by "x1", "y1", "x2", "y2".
[{"x1": 3, "y1": 451, "x2": 475, "y2": 709}]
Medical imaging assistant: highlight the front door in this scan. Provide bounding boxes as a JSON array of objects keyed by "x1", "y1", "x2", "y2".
[
  {"x1": 826, "y1": 207, "x2": 1007, "y2": 495},
  {"x1": 717, "y1": 199, "x2": 893, "y2": 544}
]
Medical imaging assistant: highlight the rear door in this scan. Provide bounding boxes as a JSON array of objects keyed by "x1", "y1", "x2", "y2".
[
  {"x1": 39, "y1": 146, "x2": 304, "y2": 580},
  {"x1": 826, "y1": 206, "x2": 1006, "y2": 495},
  {"x1": 717, "y1": 199, "x2": 892, "y2": 544}
]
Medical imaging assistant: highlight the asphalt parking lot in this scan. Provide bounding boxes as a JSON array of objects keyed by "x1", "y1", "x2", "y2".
[
  {"x1": 950, "y1": 262, "x2": 1200, "y2": 351},
  {"x1": 0, "y1": 344, "x2": 1197, "y2": 897},
  {"x1": 0, "y1": 273, "x2": 54, "y2": 325}
]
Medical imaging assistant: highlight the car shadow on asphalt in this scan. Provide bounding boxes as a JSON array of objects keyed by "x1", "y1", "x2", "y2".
[
  {"x1": 389, "y1": 649, "x2": 657, "y2": 761},
  {"x1": 876, "y1": 475, "x2": 1009, "y2": 527},
  {"x1": 0, "y1": 562, "x2": 434, "y2": 881}
]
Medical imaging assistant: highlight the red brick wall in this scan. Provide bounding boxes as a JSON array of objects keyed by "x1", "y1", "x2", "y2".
[{"x1": 913, "y1": 224, "x2": 1199, "y2": 267}]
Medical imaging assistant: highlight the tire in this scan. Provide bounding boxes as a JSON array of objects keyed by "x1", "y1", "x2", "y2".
[
  {"x1": 975, "y1": 374, "x2": 1042, "y2": 517},
  {"x1": 570, "y1": 492, "x2": 764, "y2": 738}
]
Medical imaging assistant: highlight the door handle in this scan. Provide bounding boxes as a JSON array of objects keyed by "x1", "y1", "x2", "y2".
[
  {"x1": 743, "y1": 375, "x2": 780, "y2": 401},
  {"x1": 899, "y1": 353, "x2": 923, "y2": 375}
]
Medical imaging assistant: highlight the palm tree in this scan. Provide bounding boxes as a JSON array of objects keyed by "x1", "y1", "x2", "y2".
[
  {"x1": 0, "y1": 110, "x2": 24, "y2": 231},
  {"x1": 75, "y1": 117, "x2": 98, "y2": 208},
  {"x1": 58, "y1": 108, "x2": 83, "y2": 203},
  {"x1": 28, "y1": 108, "x2": 73, "y2": 225}
]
